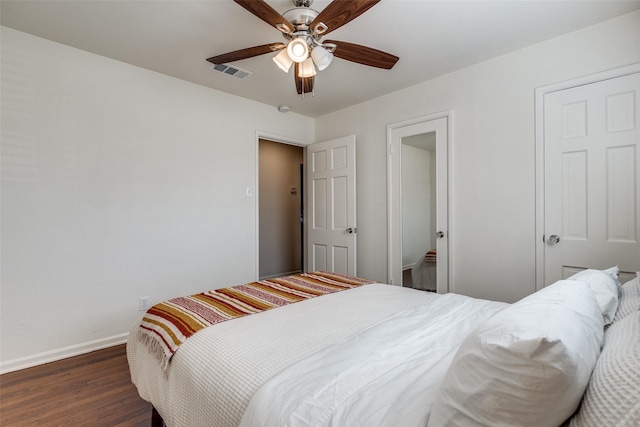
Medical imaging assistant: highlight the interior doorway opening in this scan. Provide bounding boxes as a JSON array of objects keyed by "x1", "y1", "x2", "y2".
[{"x1": 258, "y1": 139, "x2": 304, "y2": 280}]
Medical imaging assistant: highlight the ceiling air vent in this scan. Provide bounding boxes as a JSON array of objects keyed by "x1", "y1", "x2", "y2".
[{"x1": 210, "y1": 63, "x2": 252, "y2": 80}]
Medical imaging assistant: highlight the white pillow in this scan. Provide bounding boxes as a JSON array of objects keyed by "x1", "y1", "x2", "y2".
[
  {"x1": 428, "y1": 280, "x2": 604, "y2": 427},
  {"x1": 567, "y1": 267, "x2": 621, "y2": 325},
  {"x1": 613, "y1": 273, "x2": 640, "y2": 323},
  {"x1": 569, "y1": 311, "x2": 640, "y2": 426}
]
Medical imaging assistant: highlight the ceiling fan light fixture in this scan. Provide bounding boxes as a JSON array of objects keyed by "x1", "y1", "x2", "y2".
[
  {"x1": 298, "y1": 57, "x2": 317, "y2": 78},
  {"x1": 273, "y1": 48, "x2": 293, "y2": 73},
  {"x1": 287, "y1": 37, "x2": 309, "y2": 63},
  {"x1": 311, "y1": 45, "x2": 333, "y2": 71}
]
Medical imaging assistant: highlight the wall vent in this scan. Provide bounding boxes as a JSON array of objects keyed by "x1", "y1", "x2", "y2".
[{"x1": 209, "y1": 63, "x2": 252, "y2": 80}]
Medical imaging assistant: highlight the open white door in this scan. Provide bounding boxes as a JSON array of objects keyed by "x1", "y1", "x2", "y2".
[
  {"x1": 306, "y1": 135, "x2": 357, "y2": 275},
  {"x1": 542, "y1": 71, "x2": 640, "y2": 285}
]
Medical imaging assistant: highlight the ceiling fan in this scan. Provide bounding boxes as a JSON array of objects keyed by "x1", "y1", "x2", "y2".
[{"x1": 206, "y1": 0, "x2": 399, "y2": 96}]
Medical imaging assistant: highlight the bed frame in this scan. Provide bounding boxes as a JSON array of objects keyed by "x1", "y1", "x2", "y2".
[{"x1": 151, "y1": 406, "x2": 164, "y2": 427}]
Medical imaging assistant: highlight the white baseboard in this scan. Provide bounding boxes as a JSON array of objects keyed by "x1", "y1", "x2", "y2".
[
  {"x1": 0, "y1": 332, "x2": 129, "y2": 374},
  {"x1": 259, "y1": 269, "x2": 303, "y2": 280}
]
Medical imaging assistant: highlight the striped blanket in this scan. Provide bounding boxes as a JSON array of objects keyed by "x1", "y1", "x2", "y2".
[
  {"x1": 425, "y1": 250, "x2": 437, "y2": 263},
  {"x1": 138, "y1": 272, "x2": 375, "y2": 369}
]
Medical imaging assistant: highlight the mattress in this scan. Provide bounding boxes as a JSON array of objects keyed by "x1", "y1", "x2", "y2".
[{"x1": 127, "y1": 283, "x2": 506, "y2": 426}]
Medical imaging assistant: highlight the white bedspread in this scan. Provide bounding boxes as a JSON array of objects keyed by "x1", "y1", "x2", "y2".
[
  {"x1": 240, "y1": 293, "x2": 507, "y2": 427},
  {"x1": 127, "y1": 284, "x2": 454, "y2": 427}
]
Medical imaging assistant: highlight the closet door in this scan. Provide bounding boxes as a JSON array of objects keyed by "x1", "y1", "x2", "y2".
[{"x1": 543, "y1": 72, "x2": 640, "y2": 284}]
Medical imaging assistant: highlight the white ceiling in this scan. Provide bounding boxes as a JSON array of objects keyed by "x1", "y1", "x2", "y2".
[{"x1": 2, "y1": 0, "x2": 639, "y2": 118}]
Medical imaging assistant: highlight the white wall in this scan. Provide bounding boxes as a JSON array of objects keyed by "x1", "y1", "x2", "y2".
[
  {"x1": 0, "y1": 27, "x2": 313, "y2": 371},
  {"x1": 315, "y1": 11, "x2": 640, "y2": 303}
]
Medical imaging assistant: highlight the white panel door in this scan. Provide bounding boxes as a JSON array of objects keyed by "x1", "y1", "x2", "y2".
[
  {"x1": 544, "y1": 72, "x2": 640, "y2": 285},
  {"x1": 306, "y1": 135, "x2": 356, "y2": 275}
]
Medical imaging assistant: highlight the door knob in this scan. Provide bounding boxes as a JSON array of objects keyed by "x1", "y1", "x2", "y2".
[
  {"x1": 547, "y1": 234, "x2": 560, "y2": 245},
  {"x1": 346, "y1": 227, "x2": 357, "y2": 234},
  {"x1": 436, "y1": 231, "x2": 445, "y2": 239}
]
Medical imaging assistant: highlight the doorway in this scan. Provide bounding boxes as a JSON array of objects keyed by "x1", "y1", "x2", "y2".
[
  {"x1": 388, "y1": 113, "x2": 451, "y2": 292},
  {"x1": 258, "y1": 139, "x2": 304, "y2": 280}
]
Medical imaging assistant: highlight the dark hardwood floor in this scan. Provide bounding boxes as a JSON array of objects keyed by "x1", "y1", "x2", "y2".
[
  {"x1": 402, "y1": 268, "x2": 413, "y2": 287},
  {"x1": 0, "y1": 345, "x2": 152, "y2": 426}
]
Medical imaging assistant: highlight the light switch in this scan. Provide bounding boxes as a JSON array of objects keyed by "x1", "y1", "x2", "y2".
[{"x1": 245, "y1": 186, "x2": 253, "y2": 197}]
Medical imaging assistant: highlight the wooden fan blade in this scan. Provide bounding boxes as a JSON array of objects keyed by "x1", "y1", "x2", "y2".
[
  {"x1": 325, "y1": 40, "x2": 399, "y2": 69},
  {"x1": 206, "y1": 43, "x2": 285, "y2": 65},
  {"x1": 234, "y1": 0, "x2": 294, "y2": 33},
  {"x1": 294, "y1": 63, "x2": 315, "y2": 95},
  {"x1": 310, "y1": 0, "x2": 380, "y2": 35}
]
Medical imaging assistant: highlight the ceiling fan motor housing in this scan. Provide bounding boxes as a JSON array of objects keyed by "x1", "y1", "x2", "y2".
[
  {"x1": 292, "y1": 0, "x2": 313, "y2": 8},
  {"x1": 282, "y1": 7, "x2": 320, "y2": 34}
]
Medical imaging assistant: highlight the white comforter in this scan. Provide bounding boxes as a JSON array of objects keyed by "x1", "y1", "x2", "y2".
[
  {"x1": 127, "y1": 284, "x2": 506, "y2": 427},
  {"x1": 240, "y1": 293, "x2": 507, "y2": 427}
]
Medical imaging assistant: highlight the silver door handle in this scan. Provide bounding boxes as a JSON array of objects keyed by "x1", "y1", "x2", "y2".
[
  {"x1": 346, "y1": 227, "x2": 357, "y2": 234},
  {"x1": 436, "y1": 231, "x2": 445, "y2": 239},
  {"x1": 547, "y1": 234, "x2": 560, "y2": 245}
]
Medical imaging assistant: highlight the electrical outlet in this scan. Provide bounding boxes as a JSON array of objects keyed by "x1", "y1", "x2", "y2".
[{"x1": 139, "y1": 296, "x2": 150, "y2": 311}]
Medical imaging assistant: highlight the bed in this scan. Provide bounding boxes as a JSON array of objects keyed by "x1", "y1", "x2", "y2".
[
  {"x1": 127, "y1": 269, "x2": 640, "y2": 427},
  {"x1": 411, "y1": 249, "x2": 437, "y2": 291}
]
